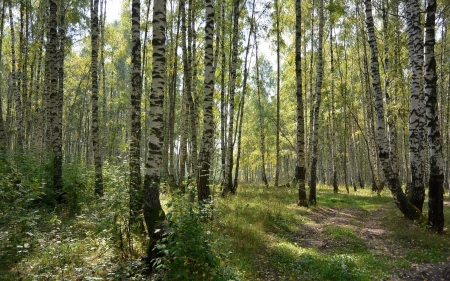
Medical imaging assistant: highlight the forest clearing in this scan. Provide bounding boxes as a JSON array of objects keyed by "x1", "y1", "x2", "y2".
[{"x1": 2, "y1": 172, "x2": 450, "y2": 280}]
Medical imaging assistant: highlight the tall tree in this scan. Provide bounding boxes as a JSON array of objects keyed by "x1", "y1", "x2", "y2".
[
  {"x1": 296, "y1": 0, "x2": 307, "y2": 207},
  {"x1": 222, "y1": 0, "x2": 240, "y2": 195},
  {"x1": 255, "y1": 40, "x2": 269, "y2": 189},
  {"x1": 424, "y1": 0, "x2": 444, "y2": 231},
  {"x1": 274, "y1": 0, "x2": 281, "y2": 188},
  {"x1": 234, "y1": 0, "x2": 255, "y2": 191},
  {"x1": 197, "y1": 0, "x2": 215, "y2": 202},
  {"x1": 0, "y1": 1, "x2": 8, "y2": 152},
  {"x1": 91, "y1": 0, "x2": 104, "y2": 196},
  {"x1": 365, "y1": 0, "x2": 423, "y2": 220},
  {"x1": 8, "y1": 0, "x2": 24, "y2": 148},
  {"x1": 309, "y1": 0, "x2": 324, "y2": 205},
  {"x1": 47, "y1": 0, "x2": 64, "y2": 203},
  {"x1": 405, "y1": 0, "x2": 426, "y2": 211},
  {"x1": 143, "y1": 0, "x2": 167, "y2": 260},
  {"x1": 130, "y1": 0, "x2": 143, "y2": 222}
]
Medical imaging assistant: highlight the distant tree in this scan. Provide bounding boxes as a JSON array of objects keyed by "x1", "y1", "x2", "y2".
[{"x1": 254, "y1": 42, "x2": 269, "y2": 189}]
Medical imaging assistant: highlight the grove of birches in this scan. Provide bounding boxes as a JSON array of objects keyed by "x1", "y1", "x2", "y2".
[{"x1": 1, "y1": 0, "x2": 450, "y2": 278}]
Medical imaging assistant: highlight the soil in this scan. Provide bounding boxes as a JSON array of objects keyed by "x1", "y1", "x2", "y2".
[{"x1": 291, "y1": 205, "x2": 450, "y2": 281}]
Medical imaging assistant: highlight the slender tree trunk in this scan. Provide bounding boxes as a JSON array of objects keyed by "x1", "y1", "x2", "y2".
[
  {"x1": 220, "y1": 0, "x2": 226, "y2": 185},
  {"x1": 46, "y1": 0, "x2": 64, "y2": 203},
  {"x1": 144, "y1": 0, "x2": 166, "y2": 260},
  {"x1": 130, "y1": 0, "x2": 143, "y2": 221},
  {"x1": 255, "y1": 37, "x2": 269, "y2": 189},
  {"x1": 233, "y1": 2, "x2": 254, "y2": 191},
  {"x1": 330, "y1": 26, "x2": 338, "y2": 193},
  {"x1": 424, "y1": 0, "x2": 444, "y2": 231},
  {"x1": 405, "y1": 0, "x2": 426, "y2": 211},
  {"x1": 91, "y1": 0, "x2": 103, "y2": 196},
  {"x1": 222, "y1": 0, "x2": 240, "y2": 195},
  {"x1": 309, "y1": 0, "x2": 324, "y2": 205},
  {"x1": 197, "y1": 0, "x2": 215, "y2": 202},
  {"x1": 296, "y1": 0, "x2": 307, "y2": 207},
  {"x1": 365, "y1": 0, "x2": 423, "y2": 221},
  {"x1": 0, "y1": 2, "x2": 8, "y2": 152},
  {"x1": 274, "y1": 0, "x2": 280, "y2": 188},
  {"x1": 8, "y1": 0, "x2": 24, "y2": 149},
  {"x1": 179, "y1": 0, "x2": 190, "y2": 189}
]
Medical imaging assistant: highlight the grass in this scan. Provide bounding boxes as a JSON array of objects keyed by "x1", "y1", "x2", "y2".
[
  {"x1": 2, "y1": 165, "x2": 450, "y2": 281},
  {"x1": 212, "y1": 184, "x2": 450, "y2": 280}
]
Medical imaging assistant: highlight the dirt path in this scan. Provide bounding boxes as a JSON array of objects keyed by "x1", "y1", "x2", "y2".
[{"x1": 282, "y1": 206, "x2": 450, "y2": 281}]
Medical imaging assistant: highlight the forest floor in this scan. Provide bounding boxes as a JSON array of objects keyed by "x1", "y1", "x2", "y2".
[
  {"x1": 214, "y1": 185, "x2": 450, "y2": 280},
  {"x1": 2, "y1": 179, "x2": 450, "y2": 280}
]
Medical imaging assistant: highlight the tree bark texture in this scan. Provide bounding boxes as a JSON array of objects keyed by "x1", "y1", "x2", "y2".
[
  {"x1": 197, "y1": 0, "x2": 215, "y2": 202},
  {"x1": 222, "y1": 0, "x2": 240, "y2": 195},
  {"x1": 405, "y1": 0, "x2": 426, "y2": 211},
  {"x1": 309, "y1": 0, "x2": 324, "y2": 205},
  {"x1": 130, "y1": 0, "x2": 143, "y2": 221},
  {"x1": 144, "y1": 0, "x2": 167, "y2": 259},
  {"x1": 365, "y1": 0, "x2": 424, "y2": 221},
  {"x1": 424, "y1": 0, "x2": 444, "y2": 231},
  {"x1": 296, "y1": 0, "x2": 307, "y2": 207},
  {"x1": 91, "y1": 0, "x2": 104, "y2": 196}
]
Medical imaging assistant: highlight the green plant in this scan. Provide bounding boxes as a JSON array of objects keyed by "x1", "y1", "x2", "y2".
[{"x1": 153, "y1": 195, "x2": 239, "y2": 281}]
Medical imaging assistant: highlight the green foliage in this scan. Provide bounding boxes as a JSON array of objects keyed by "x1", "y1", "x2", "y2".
[{"x1": 154, "y1": 195, "x2": 239, "y2": 281}]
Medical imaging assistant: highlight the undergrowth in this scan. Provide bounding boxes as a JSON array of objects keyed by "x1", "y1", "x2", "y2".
[{"x1": 1, "y1": 153, "x2": 450, "y2": 281}]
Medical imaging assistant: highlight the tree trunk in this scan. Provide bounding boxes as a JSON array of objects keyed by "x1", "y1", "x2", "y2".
[
  {"x1": 296, "y1": 0, "x2": 308, "y2": 207},
  {"x1": 91, "y1": 0, "x2": 103, "y2": 196},
  {"x1": 405, "y1": 0, "x2": 426, "y2": 211},
  {"x1": 130, "y1": 0, "x2": 143, "y2": 222},
  {"x1": 274, "y1": 0, "x2": 280, "y2": 188},
  {"x1": 0, "y1": 2, "x2": 8, "y2": 152},
  {"x1": 365, "y1": 0, "x2": 424, "y2": 221},
  {"x1": 197, "y1": 0, "x2": 215, "y2": 202},
  {"x1": 222, "y1": 0, "x2": 240, "y2": 195},
  {"x1": 144, "y1": 0, "x2": 167, "y2": 261},
  {"x1": 47, "y1": 0, "x2": 64, "y2": 203},
  {"x1": 330, "y1": 26, "x2": 338, "y2": 193},
  {"x1": 309, "y1": 0, "x2": 324, "y2": 205},
  {"x1": 233, "y1": 1, "x2": 254, "y2": 191},
  {"x1": 255, "y1": 37, "x2": 269, "y2": 189},
  {"x1": 424, "y1": 0, "x2": 444, "y2": 231},
  {"x1": 8, "y1": 0, "x2": 24, "y2": 149}
]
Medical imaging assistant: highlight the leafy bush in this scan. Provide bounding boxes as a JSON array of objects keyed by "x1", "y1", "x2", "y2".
[{"x1": 153, "y1": 195, "x2": 239, "y2": 281}]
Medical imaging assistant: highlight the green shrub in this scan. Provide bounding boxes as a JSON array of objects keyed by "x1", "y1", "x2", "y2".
[{"x1": 153, "y1": 195, "x2": 239, "y2": 281}]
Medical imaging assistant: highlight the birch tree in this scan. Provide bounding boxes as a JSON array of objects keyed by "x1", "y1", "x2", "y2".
[
  {"x1": 143, "y1": 0, "x2": 166, "y2": 259},
  {"x1": 424, "y1": 0, "x2": 444, "y2": 231},
  {"x1": 197, "y1": 0, "x2": 215, "y2": 202},
  {"x1": 309, "y1": 0, "x2": 325, "y2": 205},
  {"x1": 296, "y1": 0, "x2": 308, "y2": 207},
  {"x1": 91, "y1": 0, "x2": 104, "y2": 196},
  {"x1": 365, "y1": 0, "x2": 423, "y2": 220},
  {"x1": 223, "y1": 0, "x2": 240, "y2": 195},
  {"x1": 130, "y1": 0, "x2": 142, "y2": 221},
  {"x1": 405, "y1": 0, "x2": 426, "y2": 211}
]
